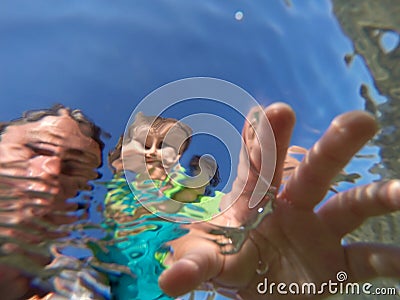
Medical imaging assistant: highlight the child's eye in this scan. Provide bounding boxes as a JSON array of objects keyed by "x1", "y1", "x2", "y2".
[
  {"x1": 157, "y1": 141, "x2": 163, "y2": 149},
  {"x1": 161, "y1": 143, "x2": 178, "y2": 153}
]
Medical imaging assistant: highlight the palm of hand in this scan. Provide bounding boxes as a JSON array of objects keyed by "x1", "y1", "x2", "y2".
[
  {"x1": 234, "y1": 203, "x2": 347, "y2": 299},
  {"x1": 160, "y1": 103, "x2": 400, "y2": 299}
]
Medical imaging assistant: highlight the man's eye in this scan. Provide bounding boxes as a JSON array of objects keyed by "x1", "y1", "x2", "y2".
[
  {"x1": 61, "y1": 160, "x2": 88, "y2": 175},
  {"x1": 61, "y1": 162, "x2": 76, "y2": 175},
  {"x1": 26, "y1": 143, "x2": 55, "y2": 156}
]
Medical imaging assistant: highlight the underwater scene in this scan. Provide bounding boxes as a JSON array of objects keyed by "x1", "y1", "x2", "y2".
[{"x1": 0, "y1": 0, "x2": 399, "y2": 299}]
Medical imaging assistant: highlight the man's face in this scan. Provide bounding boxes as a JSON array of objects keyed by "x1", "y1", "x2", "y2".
[{"x1": 0, "y1": 109, "x2": 101, "y2": 222}]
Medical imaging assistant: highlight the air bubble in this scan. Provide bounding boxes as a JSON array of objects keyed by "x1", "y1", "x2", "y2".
[
  {"x1": 235, "y1": 11, "x2": 244, "y2": 21},
  {"x1": 380, "y1": 30, "x2": 399, "y2": 54}
]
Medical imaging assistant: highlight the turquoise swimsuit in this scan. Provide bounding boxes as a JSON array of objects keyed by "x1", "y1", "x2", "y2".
[{"x1": 96, "y1": 171, "x2": 222, "y2": 300}]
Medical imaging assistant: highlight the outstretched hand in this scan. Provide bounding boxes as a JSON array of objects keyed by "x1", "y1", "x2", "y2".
[{"x1": 159, "y1": 103, "x2": 400, "y2": 299}]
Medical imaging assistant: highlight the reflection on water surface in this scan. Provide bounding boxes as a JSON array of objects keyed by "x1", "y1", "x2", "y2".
[
  {"x1": 1, "y1": 0, "x2": 400, "y2": 299},
  {"x1": 332, "y1": 0, "x2": 400, "y2": 299}
]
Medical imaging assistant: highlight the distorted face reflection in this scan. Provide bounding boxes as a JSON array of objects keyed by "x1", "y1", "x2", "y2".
[
  {"x1": 143, "y1": 123, "x2": 177, "y2": 180},
  {"x1": 0, "y1": 109, "x2": 101, "y2": 208},
  {"x1": 122, "y1": 113, "x2": 191, "y2": 181}
]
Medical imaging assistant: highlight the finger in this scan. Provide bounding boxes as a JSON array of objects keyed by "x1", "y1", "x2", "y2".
[
  {"x1": 266, "y1": 103, "x2": 296, "y2": 189},
  {"x1": 220, "y1": 103, "x2": 295, "y2": 224},
  {"x1": 318, "y1": 180, "x2": 400, "y2": 237},
  {"x1": 158, "y1": 236, "x2": 224, "y2": 297},
  {"x1": 283, "y1": 111, "x2": 378, "y2": 210},
  {"x1": 345, "y1": 243, "x2": 400, "y2": 281}
]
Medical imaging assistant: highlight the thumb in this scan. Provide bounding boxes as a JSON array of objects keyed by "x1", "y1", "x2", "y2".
[{"x1": 158, "y1": 241, "x2": 224, "y2": 297}]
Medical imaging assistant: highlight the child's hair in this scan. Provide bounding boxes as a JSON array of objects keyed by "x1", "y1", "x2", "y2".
[{"x1": 189, "y1": 155, "x2": 221, "y2": 196}]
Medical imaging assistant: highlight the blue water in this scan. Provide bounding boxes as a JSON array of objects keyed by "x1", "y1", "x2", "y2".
[
  {"x1": 1, "y1": 0, "x2": 384, "y2": 187},
  {"x1": 0, "y1": 0, "x2": 389, "y2": 299}
]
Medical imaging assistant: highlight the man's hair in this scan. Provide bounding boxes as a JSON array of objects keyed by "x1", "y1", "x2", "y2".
[{"x1": 0, "y1": 103, "x2": 106, "y2": 151}]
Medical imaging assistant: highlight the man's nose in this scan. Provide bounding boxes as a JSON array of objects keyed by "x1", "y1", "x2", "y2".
[
  {"x1": 27, "y1": 155, "x2": 62, "y2": 196},
  {"x1": 30, "y1": 155, "x2": 62, "y2": 178}
]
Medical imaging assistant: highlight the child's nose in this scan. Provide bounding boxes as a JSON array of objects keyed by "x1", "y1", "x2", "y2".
[{"x1": 145, "y1": 141, "x2": 159, "y2": 156}]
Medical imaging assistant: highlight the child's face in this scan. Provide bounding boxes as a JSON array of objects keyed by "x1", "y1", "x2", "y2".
[
  {"x1": 143, "y1": 125, "x2": 176, "y2": 180},
  {"x1": 122, "y1": 121, "x2": 187, "y2": 180}
]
